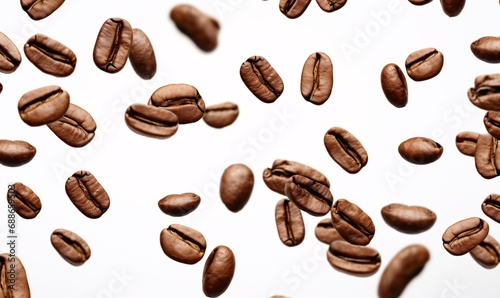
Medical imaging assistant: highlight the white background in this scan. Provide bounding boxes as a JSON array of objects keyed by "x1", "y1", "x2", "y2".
[{"x1": 1, "y1": 0, "x2": 500, "y2": 297}]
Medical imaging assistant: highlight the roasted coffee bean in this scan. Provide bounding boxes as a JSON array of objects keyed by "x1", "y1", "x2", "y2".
[
  {"x1": 455, "y1": 131, "x2": 480, "y2": 156},
  {"x1": 21, "y1": 0, "x2": 64, "y2": 20},
  {"x1": 378, "y1": 244, "x2": 430, "y2": 298},
  {"x1": 0, "y1": 139, "x2": 36, "y2": 167},
  {"x1": 484, "y1": 111, "x2": 500, "y2": 139},
  {"x1": 482, "y1": 193, "x2": 500, "y2": 223},
  {"x1": 440, "y1": 0, "x2": 466, "y2": 17},
  {"x1": 240, "y1": 56, "x2": 284, "y2": 103},
  {"x1": 158, "y1": 192, "x2": 201, "y2": 217},
  {"x1": 7, "y1": 182, "x2": 42, "y2": 219},
  {"x1": 263, "y1": 159, "x2": 330, "y2": 195},
  {"x1": 0, "y1": 83, "x2": 2, "y2": 94},
  {"x1": 381, "y1": 203, "x2": 436, "y2": 234},
  {"x1": 170, "y1": 4, "x2": 219, "y2": 52},
  {"x1": 220, "y1": 163, "x2": 254, "y2": 212},
  {"x1": 326, "y1": 240, "x2": 381, "y2": 276},
  {"x1": 50, "y1": 228, "x2": 91, "y2": 266},
  {"x1": 279, "y1": 0, "x2": 312, "y2": 18},
  {"x1": 24, "y1": 34, "x2": 76, "y2": 77},
  {"x1": 442, "y1": 217, "x2": 489, "y2": 256},
  {"x1": 300, "y1": 52, "x2": 333, "y2": 105},
  {"x1": 468, "y1": 74, "x2": 500, "y2": 111},
  {"x1": 18, "y1": 85, "x2": 70, "y2": 126},
  {"x1": 202, "y1": 245, "x2": 235, "y2": 297},
  {"x1": 284, "y1": 175, "x2": 333, "y2": 216},
  {"x1": 315, "y1": 218, "x2": 345, "y2": 244},
  {"x1": 324, "y1": 127, "x2": 368, "y2": 174},
  {"x1": 405, "y1": 48, "x2": 444, "y2": 81},
  {"x1": 0, "y1": 32, "x2": 22, "y2": 74},
  {"x1": 471, "y1": 36, "x2": 500, "y2": 63},
  {"x1": 65, "y1": 170, "x2": 110, "y2": 218},
  {"x1": 331, "y1": 199, "x2": 375, "y2": 245},
  {"x1": 0, "y1": 253, "x2": 31, "y2": 297},
  {"x1": 316, "y1": 0, "x2": 347, "y2": 12},
  {"x1": 160, "y1": 224, "x2": 206, "y2": 264},
  {"x1": 408, "y1": 0, "x2": 433, "y2": 5},
  {"x1": 474, "y1": 134, "x2": 500, "y2": 179},
  {"x1": 47, "y1": 103, "x2": 96, "y2": 147},
  {"x1": 275, "y1": 198, "x2": 305, "y2": 247},
  {"x1": 148, "y1": 84, "x2": 205, "y2": 124},
  {"x1": 470, "y1": 234, "x2": 500, "y2": 269},
  {"x1": 124, "y1": 103, "x2": 178, "y2": 139},
  {"x1": 129, "y1": 28, "x2": 156, "y2": 79},
  {"x1": 203, "y1": 102, "x2": 239, "y2": 128},
  {"x1": 398, "y1": 137, "x2": 443, "y2": 164},
  {"x1": 93, "y1": 18, "x2": 133, "y2": 73},
  {"x1": 381, "y1": 63, "x2": 408, "y2": 108}
]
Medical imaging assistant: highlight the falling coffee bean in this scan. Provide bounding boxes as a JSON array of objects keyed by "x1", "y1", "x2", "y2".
[
  {"x1": 398, "y1": 137, "x2": 443, "y2": 165},
  {"x1": 455, "y1": 131, "x2": 480, "y2": 157},
  {"x1": 7, "y1": 182, "x2": 42, "y2": 219},
  {"x1": 220, "y1": 163, "x2": 254, "y2": 212},
  {"x1": 442, "y1": 217, "x2": 489, "y2": 256}
]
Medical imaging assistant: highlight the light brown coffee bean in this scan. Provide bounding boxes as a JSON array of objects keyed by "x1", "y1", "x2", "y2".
[
  {"x1": 275, "y1": 198, "x2": 305, "y2": 247},
  {"x1": 21, "y1": 0, "x2": 64, "y2": 20},
  {"x1": 0, "y1": 253, "x2": 31, "y2": 297},
  {"x1": 203, "y1": 102, "x2": 239, "y2": 128},
  {"x1": 484, "y1": 111, "x2": 500, "y2": 139},
  {"x1": 470, "y1": 234, "x2": 500, "y2": 269},
  {"x1": 129, "y1": 28, "x2": 156, "y2": 80},
  {"x1": 468, "y1": 74, "x2": 500, "y2": 111},
  {"x1": 327, "y1": 240, "x2": 381, "y2": 276},
  {"x1": 471, "y1": 36, "x2": 500, "y2": 63},
  {"x1": 0, "y1": 32, "x2": 22, "y2": 74},
  {"x1": 316, "y1": 0, "x2": 347, "y2": 12},
  {"x1": 202, "y1": 245, "x2": 236, "y2": 297},
  {"x1": 0, "y1": 139, "x2": 36, "y2": 167},
  {"x1": 279, "y1": 0, "x2": 312, "y2": 18},
  {"x1": 300, "y1": 52, "x2": 333, "y2": 105},
  {"x1": 65, "y1": 170, "x2": 110, "y2": 218},
  {"x1": 284, "y1": 175, "x2": 333, "y2": 216},
  {"x1": 24, "y1": 34, "x2": 76, "y2": 77},
  {"x1": 160, "y1": 224, "x2": 206, "y2": 264},
  {"x1": 18, "y1": 85, "x2": 70, "y2": 126},
  {"x1": 7, "y1": 182, "x2": 42, "y2": 219},
  {"x1": 50, "y1": 228, "x2": 91, "y2": 266},
  {"x1": 47, "y1": 103, "x2": 96, "y2": 147},
  {"x1": 315, "y1": 218, "x2": 345, "y2": 244},
  {"x1": 405, "y1": 48, "x2": 444, "y2": 81},
  {"x1": 381, "y1": 63, "x2": 408, "y2": 108},
  {"x1": 93, "y1": 18, "x2": 133, "y2": 73},
  {"x1": 240, "y1": 56, "x2": 284, "y2": 103},
  {"x1": 220, "y1": 164, "x2": 254, "y2": 212},
  {"x1": 398, "y1": 137, "x2": 443, "y2": 165},
  {"x1": 331, "y1": 199, "x2": 375, "y2": 245},
  {"x1": 456, "y1": 131, "x2": 480, "y2": 156},
  {"x1": 158, "y1": 192, "x2": 201, "y2": 217},
  {"x1": 442, "y1": 217, "x2": 489, "y2": 256},
  {"x1": 324, "y1": 127, "x2": 368, "y2": 173},
  {"x1": 381, "y1": 203, "x2": 436, "y2": 234},
  {"x1": 482, "y1": 193, "x2": 500, "y2": 223},
  {"x1": 440, "y1": 0, "x2": 466, "y2": 17},
  {"x1": 474, "y1": 134, "x2": 500, "y2": 179},
  {"x1": 124, "y1": 103, "x2": 179, "y2": 139}
]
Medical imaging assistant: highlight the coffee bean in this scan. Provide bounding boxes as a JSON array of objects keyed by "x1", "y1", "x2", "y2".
[
  {"x1": 129, "y1": 28, "x2": 156, "y2": 80},
  {"x1": 24, "y1": 34, "x2": 76, "y2": 77},
  {"x1": 47, "y1": 103, "x2": 96, "y2": 147},
  {"x1": 455, "y1": 131, "x2": 480, "y2": 156},
  {"x1": 405, "y1": 48, "x2": 444, "y2": 81},
  {"x1": 469, "y1": 234, "x2": 500, "y2": 269},
  {"x1": 240, "y1": 56, "x2": 284, "y2": 103},
  {"x1": 315, "y1": 218, "x2": 345, "y2": 244},
  {"x1": 440, "y1": 0, "x2": 466, "y2": 17},
  {"x1": 484, "y1": 111, "x2": 500, "y2": 139},
  {"x1": 50, "y1": 228, "x2": 91, "y2": 266},
  {"x1": 158, "y1": 192, "x2": 201, "y2": 217},
  {"x1": 0, "y1": 139, "x2": 36, "y2": 167},
  {"x1": 324, "y1": 127, "x2": 368, "y2": 173},
  {"x1": 300, "y1": 52, "x2": 333, "y2": 105},
  {"x1": 275, "y1": 198, "x2": 305, "y2": 247},
  {"x1": 442, "y1": 217, "x2": 489, "y2": 256},
  {"x1": 468, "y1": 74, "x2": 500, "y2": 111},
  {"x1": 482, "y1": 193, "x2": 500, "y2": 223},
  {"x1": 381, "y1": 63, "x2": 408, "y2": 108},
  {"x1": 148, "y1": 84, "x2": 206, "y2": 124},
  {"x1": 7, "y1": 182, "x2": 42, "y2": 219},
  {"x1": 18, "y1": 85, "x2": 70, "y2": 126},
  {"x1": 202, "y1": 245, "x2": 235, "y2": 297},
  {"x1": 316, "y1": 0, "x2": 347, "y2": 12},
  {"x1": 220, "y1": 163, "x2": 254, "y2": 212},
  {"x1": 0, "y1": 253, "x2": 31, "y2": 297},
  {"x1": 408, "y1": 0, "x2": 433, "y2": 5},
  {"x1": 284, "y1": 175, "x2": 333, "y2": 216},
  {"x1": 203, "y1": 102, "x2": 239, "y2": 128},
  {"x1": 280, "y1": 0, "x2": 312, "y2": 18},
  {"x1": 160, "y1": 224, "x2": 206, "y2": 264},
  {"x1": 0, "y1": 32, "x2": 22, "y2": 74},
  {"x1": 93, "y1": 18, "x2": 133, "y2": 73},
  {"x1": 124, "y1": 103, "x2": 179, "y2": 139},
  {"x1": 381, "y1": 203, "x2": 436, "y2": 234},
  {"x1": 474, "y1": 134, "x2": 500, "y2": 179},
  {"x1": 331, "y1": 199, "x2": 375, "y2": 245},
  {"x1": 170, "y1": 4, "x2": 219, "y2": 52},
  {"x1": 0, "y1": 83, "x2": 2, "y2": 94},
  {"x1": 21, "y1": 0, "x2": 64, "y2": 20},
  {"x1": 471, "y1": 36, "x2": 500, "y2": 63},
  {"x1": 326, "y1": 240, "x2": 381, "y2": 276},
  {"x1": 398, "y1": 137, "x2": 443, "y2": 165},
  {"x1": 65, "y1": 170, "x2": 110, "y2": 218},
  {"x1": 378, "y1": 244, "x2": 430, "y2": 298}
]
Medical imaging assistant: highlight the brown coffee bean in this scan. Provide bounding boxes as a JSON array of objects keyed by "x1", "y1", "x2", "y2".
[
  {"x1": 65, "y1": 170, "x2": 110, "y2": 218},
  {"x1": 327, "y1": 240, "x2": 381, "y2": 276},
  {"x1": 381, "y1": 203, "x2": 436, "y2": 234},
  {"x1": 158, "y1": 192, "x2": 201, "y2": 217},
  {"x1": 378, "y1": 244, "x2": 430, "y2": 298},
  {"x1": 47, "y1": 103, "x2": 96, "y2": 147},
  {"x1": 129, "y1": 28, "x2": 156, "y2": 80},
  {"x1": 405, "y1": 48, "x2": 444, "y2": 81},
  {"x1": 0, "y1": 253, "x2": 31, "y2": 297},
  {"x1": 324, "y1": 127, "x2": 368, "y2": 173},
  {"x1": 124, "y1": 103, "x2": 179, "y2": 139},
  {"x1": 440, "y1": 0, "x2": 466, "y2": 17},
  {"x1": 240, "y1": 56, "x2": 284, "y2": 103},
  {"x1": 316, "y1": 0, "x2": 347, "y2": 12},
  {"x1": 21, "y1": 0, "x2": 64, "y2": 20},
  {"x1": 456, "y1": 131, "x2": 480, "y2": 156},
  {"x1": 275, "y1": 198, "x2": 305, "y2": 247},
  {"x1": 0, "y1": 32, "x2": 22, "y2": 74},
  {"x1": 220, "y1": 163, "x2": 254, "y2": 212},
  {"x1": 203, "y1": 102, "x2": 239, "y2": 128},
  {"x1": 468, "y1": 74, "x2": 500, "y2": 111},
  {"x1": 160, "y1": 224, "x2": 206, "y2": 264},
  {"x1": 18, "y1": 85, "x2": 70, "y2": 126},
  {"x1": 93, "y1": 18, "x2": 133, "y2": 73},
  {"x1": 471, "y1": 36, "x2": 500, "y2": 63},
  {"x1": 202, "y1": 245, "x2": 235, "y2": 297},
  {"x1": 300, "y1": 52, "x2": 333, "y2": 105},
  {"x1": 280, "y1": 0, "x2": 312, "y2": 18},
  {"x1": 474, "y1": 134, "x2": 500, "y2": 179},
  {"x1": 381, "y1": 63, "x2": 408, "y2": 108},
  {"x1": 0, "y1": 139, "x2": 36, "y2": 167},
  {"x1": 315, "y1": 218, "x2": 345, "y2": 244},
  {"x1": 24, "y1": 34, "x2": 76, "y2": 77},
  {"x1": 331, "y1": 199, "x2": 375, "y2": 245},
  {"x1": 484, "y1": 111, "x2": 500, "y2": 139},
  {"x1": 50, "y1": 228, "x2": 91, "y2": 266},
  {"x1": 7, "y1": 182, "x2": 42, "y2": 219},
  {"x1": 442, "y1": 217, "x2": 489, "y2": 256},
  {"x1": 408, "y1": 0, "x2": 433, "y2": 5},
  {"x1": 398, "y1": 137, "x2": 443, "y2": 164},
  {"x1": 284, "y1": 175, "x2": 333, "y2": 216},
  {"x1": 482, "y1": 193, "x2": 500, "y2": 223},
  {"x1": 0, "y1": 83, "x2": 2, "y2": 94},
  {"x1": 469, "y1": 234, "x2": 500, "y2": 269}
]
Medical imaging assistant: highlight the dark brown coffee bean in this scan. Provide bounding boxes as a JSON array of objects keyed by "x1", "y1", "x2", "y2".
[
  {"x1": 203, "y1": 102, "x2": 239, "y2": 128},
  {"x1": 284, "y1": 175, "x2": 333, "y2": 216},
  {"x1": 381, "y1": 63, "x2": 408, "y2": 108},
  {"x1": 474, "y1": 134, "x2": 500, "y2": 179},
  {"x1": 408, "y1": 0, "x2": 433, "y2": 5},
  {"x1": 469, "y1": 234, "x2": 500, "y2": 269},
  {"x1": 0, "y1": 83, "x2": 2, "y2": 94},
  {"x1": 18, "y1": 85, "x2": 70, "y2": 126},
  {"x1": 129, "y1": 28, "x2": 156, "y2": 80},
  {"x1": 381, "y1": 203, "x2": 436, "y2": 234},
  {"x1": 442, "y1": 217, "x2": 489, "y2": 256},
  {"x1": 484, "y1": 111, "x2": 500, "y2": 139},
  {"x1": 327, "y1": 240, "x2": 381, "y2": 276},
  {"x1": 315, "y1": 218, "x2": 345, "y2": 244},
  {"x1": 50, "y1": 228, "x2": 91, "y2": 266},
  {"x1": 21, "y1": 0, "x2": 64, "y2": 20},
  {"x1": 378, "y1": 244, "x2": 430, "y2": 298},
  {"x1": 148, "y1": 84, "x2": 206, "y2": 124},
  {"x1": 0, "y1": 253, "x2": 31, "y2": 297},
  {"x1": 160, "y1": 224, "x2": 206, "y2": 264},
  {"x1": 324, "y1": 127, "x2": 368, "y2": 173},
  {"x1": 398, "y1": 137, "x2": 443, "y2": 165},
  {"x1": 279, "y1": 0, "x2": 312, "y2": 18},
  {"x1": 455, "y1": 131, "x2": 480, "y2": 156},
  {"x1": 275, "y1": 198, "x2": 305, "y2": 247},
  {"x1": 405, "y1": 48, "x2": 444, "y2": 81},
  {"x1": 65, "y1": 170, "x2": 110, "y2": 218},
  {"x1": 47, "y1": 103, "x2": 96, "y2": 147},
  {"x1": 316, "y1": 0, "x2": 347, "y2": 12},
  {"x1": 170, "y1": 4, "x2": 219, "y2": 52},
  {"x1": 202, "y1": 245, "x2": 235, "y2": 297},
  {"x1": 124, "y1": 103, "x2": 178, "y2": 139},
  {"x1": 24, "y1": 34, "x2": 76, "y2": 77},
  {"x1": 220, "y1": 163, "x2": 254, "y2": 212},
  {"x1": 240, "y1": 56, "x2": 284, "y2": 103},
  {"x1": 440, "y1": 0, "x2": 466, "y2": 17},
  {"x1": 0, "y1": 139, "x2": 36, "y2": 167},
  {"x1": 93, "y1": 18, "x2": 133, "y2": 73},
  {"x1": 331, "y1": 199, "x2": 375, "y2": 245},
  {"x1": 471, "y1": 36, "x2": 500, "y2": 63},
  {"x1": 300, "y1": 52, "x2": 333, "y2": 105},
  {"x1": 0, "y1": 32, "x2": 21, "y2": 74},
  {"x1": 468, "y1": 74, "x2": 500, "y2": 111},
  {"x1": 263, "y1": 159, "x2": 330, "y2": 195},
  {"x1": 7, "y1": 182, "x2": 41, "y2": 219},
  {"x1": 158, "y1": 192, "x2": 201, "y2": 217},
  {"x1": 482, "y1": 193, "x2": 500, "y2": 223}
]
